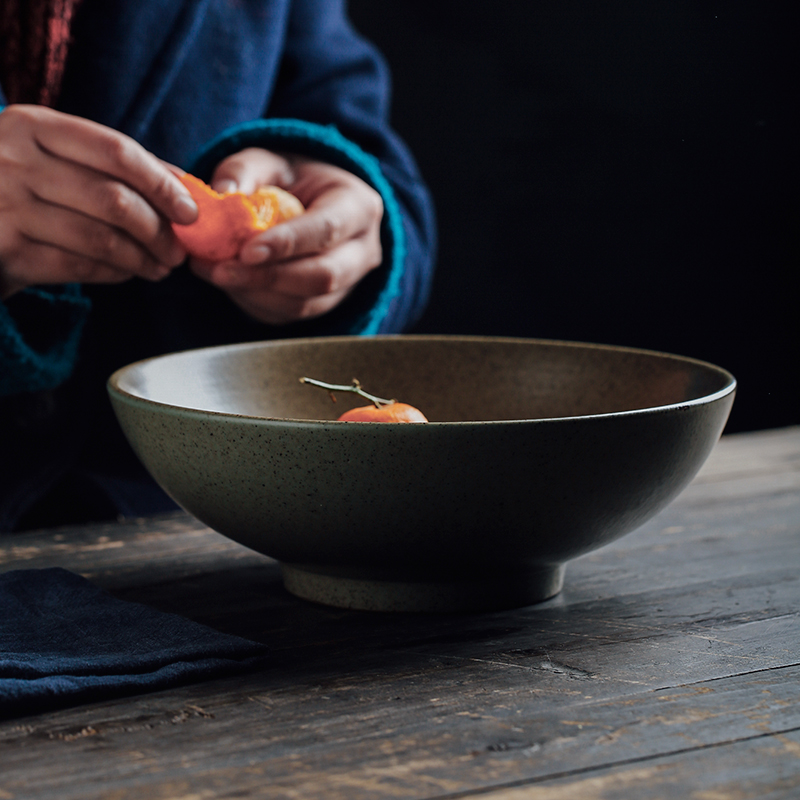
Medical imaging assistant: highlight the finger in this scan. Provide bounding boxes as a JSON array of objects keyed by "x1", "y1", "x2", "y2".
[
  {"x1": 210, "y1": 148, "x2": 293, "y2": 195},
  {"x1": 2, "y1": 239, "x2": 151, "y2": 290},
  {"x1": 19, "y1": 198, "x2": 172, "y2": 281},
  {"x1": 188, "y1": 255, "x2": 349, "y2": 324},
  {"x1": 32, "y1": 111, "x2": 197, "y2": 224},
  {"x1": 240, "y1": 184, "x2": 382, "y2": 265},
  {"x1": 28, "y1": 156, "x2": 186, "y2": 267},
  {"x1": 198, "y1": 236, "x2": 381, "y2": 297},
  {"x1": 185, "y1": 255, "x2": 228, "y2": 284},
  {"x1": 227, "y1": 285, "x2": 352, "y2": 326}
]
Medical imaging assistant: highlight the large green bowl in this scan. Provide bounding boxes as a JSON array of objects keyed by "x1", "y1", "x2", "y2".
[{"x1": 108, "y1": 335, "x2": 735, "y2": 612}]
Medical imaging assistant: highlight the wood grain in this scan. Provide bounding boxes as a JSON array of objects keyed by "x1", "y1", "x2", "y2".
[{"x1": 1, "y1": 428, "x2": 798, "y2": 799}]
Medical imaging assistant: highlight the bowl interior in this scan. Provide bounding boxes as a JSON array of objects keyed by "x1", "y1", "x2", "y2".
[{"x1": 111, "y1": 335, "x2": 734, "y2": 422}]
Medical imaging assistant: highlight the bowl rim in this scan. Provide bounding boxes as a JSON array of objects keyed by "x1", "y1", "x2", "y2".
[{"x1": 106, "y1": 334, "x2": 737, "y2": 426}]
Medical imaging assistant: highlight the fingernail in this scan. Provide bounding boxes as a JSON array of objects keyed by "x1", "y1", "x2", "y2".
[
  {"x1": 174, "y1": 194, "x2": 198, "y2": 223},
  {"x1": 213, "y1": 180, "x2": 237, "y2": 195},
  {"x1": 240, "y1": 244, "x2": 271, "y2": 265}
]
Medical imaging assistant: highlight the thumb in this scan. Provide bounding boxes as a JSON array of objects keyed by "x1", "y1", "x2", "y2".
[{"x1": 210, "y1": 148, "x2": 293, "y2": 195}]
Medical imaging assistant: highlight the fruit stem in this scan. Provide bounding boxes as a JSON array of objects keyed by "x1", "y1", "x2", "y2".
[{"x1": 299, "y1": 377, "x2": 395, "y2": 408}]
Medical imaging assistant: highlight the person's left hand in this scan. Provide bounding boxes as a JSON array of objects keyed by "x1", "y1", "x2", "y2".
[{"x1": 188, "y1": 148, "x2": 383, "y2": 325}]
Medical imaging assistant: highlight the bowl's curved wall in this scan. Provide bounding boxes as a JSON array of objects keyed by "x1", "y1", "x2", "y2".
[
  {"x1": 112, "y1": 335, "x2": 734, "y2": 423},
  {"x1": 108, "y1": 336, "x2": 735, "y2": 610},
  {"x1": 110, "y1": 389, "x2": 733, "y2": 569}
]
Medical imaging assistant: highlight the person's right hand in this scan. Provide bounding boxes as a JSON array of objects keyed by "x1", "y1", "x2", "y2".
[{"x1": 0, "y1": 105, "x2": 198, "y2": 300}]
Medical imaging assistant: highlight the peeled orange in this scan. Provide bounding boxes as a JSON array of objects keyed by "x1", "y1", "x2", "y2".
[{"x1": 173, "y1": 173, "x2": 304, "y2": 261}]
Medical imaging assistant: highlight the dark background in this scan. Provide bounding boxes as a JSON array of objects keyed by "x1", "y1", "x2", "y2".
[{"x1": 348, "y1": 1, "x2": 797, "y2": 433}]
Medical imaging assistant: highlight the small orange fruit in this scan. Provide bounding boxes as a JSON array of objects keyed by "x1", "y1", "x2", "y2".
[
  {"x1": 172, "y1": 173, "x2": 304, "y2": 261},
  {"x1": 299, "y1": 376, "x2": 429, "y2": 423},
  {"x1": 337, "y1": 403, "x2": 429, "y2": 423}
]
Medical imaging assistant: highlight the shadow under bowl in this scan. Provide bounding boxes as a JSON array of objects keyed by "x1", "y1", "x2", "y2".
[{"x1": 108, "y1": 335, "x2": 735, "y2": 612}]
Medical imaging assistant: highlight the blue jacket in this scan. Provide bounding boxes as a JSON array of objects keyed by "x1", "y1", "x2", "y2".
[{"x1": 0, "y1": 0, "x2": 436, "y2": 528}]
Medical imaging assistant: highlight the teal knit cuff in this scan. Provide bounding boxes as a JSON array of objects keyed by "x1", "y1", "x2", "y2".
[
  {"x1": 0, "y1": 285, "x2": 90, "y2": 396},
  {"x1": 187, "y1": 119, "x2": 406, "y2": 336}
]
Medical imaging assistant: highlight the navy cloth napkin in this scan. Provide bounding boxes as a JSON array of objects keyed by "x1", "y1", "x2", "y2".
[{"x1": 0, "y1": 568, "x2": 268, "y2": 718}]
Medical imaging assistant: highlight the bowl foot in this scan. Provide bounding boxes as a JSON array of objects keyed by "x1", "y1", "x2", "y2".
[{"x1": 280, "y1": 563, "x2": 565, "y2": 613}]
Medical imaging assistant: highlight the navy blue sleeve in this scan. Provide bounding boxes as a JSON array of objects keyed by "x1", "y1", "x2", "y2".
[
  {"x1": 260, "y1": 0, "x2": 437, "y2": 333},
  {"x1": 0, "y1": 0, "x2": 437, "y2": 395}
]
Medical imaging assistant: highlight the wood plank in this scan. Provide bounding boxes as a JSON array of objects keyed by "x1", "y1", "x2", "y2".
[
  {"x1": 692, "y1": 426, "x2": 800, "y2": 483},
  {"x1": 1, "y1": 536, "x2": 798, "y2": 797},
  {"x1": 1, "y1": 662, "x2": 798, "y2": 798},
  {"x1": 0, "y1": 427, "x2": 797, "y2": 799},
  {"x1": 93, "y1": 551, "x2": 800, "y2": 679},
  {"x1": 0, "y1": 512, "x2": 269, "y2": 590},
  {"x1": 464, "y1": 729, "x2": 800, "y2": 800}
]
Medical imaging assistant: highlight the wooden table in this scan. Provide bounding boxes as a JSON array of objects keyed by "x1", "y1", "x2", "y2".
[{"x1": 1, "y1": 427, "x2": 798, "y2": 799}]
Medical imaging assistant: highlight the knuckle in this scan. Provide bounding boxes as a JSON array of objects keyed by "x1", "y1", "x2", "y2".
[
  {"x1": 64, "y1": 253, "x2": 128, "y2": 285},
  {"x1": 100, "y1": 131, "x2": 130, "y2": 167},
  {"x1": 89, "y1": 226, "x2": 131, "y2": 266},
  {"x1": 0, "y1": 104, "x2": 31, "y2": 133},
  {"x1": 149, "y1": 168, "x2": 172, "y2": 203},
  {"x1": 262, "y1": 293, "x2": 317, "y2": 324},
  {"x1": 288, "y1": 297, "x2": 321, "y2": 321},
  {"x1": 102, "y1": 183, "x2": 134, "y2": 223},
  {"x1": 311, "y1": 262, "x2": 338, "y2": 296},
  {"x1": 94, "y1": 229, "x2": 119, "y2": 262},
  {"x1": 367, "y1": 237, "x2": 383, "y2": 269},
  {"x1": 318, "y1": 212, "x2": 344, "y2": 248},
  {"x1": 365, "y1": 186, "x2": 384, "y2": 222},
  {"x1": 273, "y1": 225, "x2": 300, "y2": 258},
  {"x1": 0, "y1": 141, "x2": 18, "y2": 171}
]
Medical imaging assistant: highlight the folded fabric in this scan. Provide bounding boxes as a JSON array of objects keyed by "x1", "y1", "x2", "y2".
[{"x1": 0, "y1": 568, "x2": 268, "y2": 718}]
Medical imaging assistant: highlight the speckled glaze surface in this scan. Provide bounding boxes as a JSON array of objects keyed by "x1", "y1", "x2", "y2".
[{"x1": 107, "y1": 335, "x2": 736, "y2": 612}]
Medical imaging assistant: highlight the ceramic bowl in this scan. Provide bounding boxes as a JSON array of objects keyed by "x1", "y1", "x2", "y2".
[{"x1": 108, "y1": 335, "x2": 735, "y2": 612}]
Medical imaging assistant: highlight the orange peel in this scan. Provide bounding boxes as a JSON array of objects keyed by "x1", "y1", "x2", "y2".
[{"x1": 172, "y1": 173, "x2": 304, "y2": 261}]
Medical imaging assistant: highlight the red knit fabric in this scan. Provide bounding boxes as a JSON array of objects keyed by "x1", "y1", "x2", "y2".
[{"x1": 0, "y1": 0, "x2": 82, "y2": 106}]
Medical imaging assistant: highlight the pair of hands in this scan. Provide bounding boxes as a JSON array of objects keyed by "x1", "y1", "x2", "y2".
[{"x1": 0, "y1": 105, "x2": 383, "y2": 324}]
